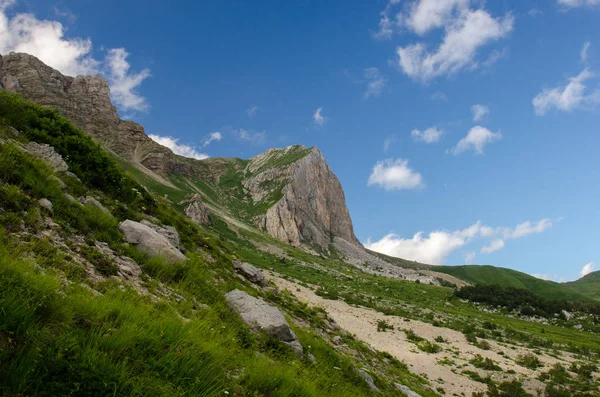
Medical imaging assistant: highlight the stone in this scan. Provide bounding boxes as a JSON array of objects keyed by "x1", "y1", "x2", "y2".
[
  {"x1": 78, "y1": 196, "x2": 110, "y2": 214},
  {"x1": 358, "y1": 370, "x2": 379, "y2": 392},
  {"x1": 38, "y1": 198, "x2": 53, "y2": 213},
  {"x1": 140, "y1": 219, "x2": 181, "y2": 250},
  {"x1": 326, "y1": 314, "x2": 340, "y2": 331},
  {"x1": 394, "y1": 383, "x2": 422, "y2": 397},
  {"x1": 332, "y1": 335, "x2": 342, "y2": 344},
  {"x1": 8, "y1": 126, "x2": 20, "y2": 137},
  {"x1": 232, "y1": 259, "x2": 267, "y2": 286},
  {"x1": 64, "y1": 193, "x2": 79, "y2": 204},
  {"x1": 225, "y1": 289, "x2": 303, "y2": 357},
  {"x1": 64, "y1": 171, "x2": 80, "y2": 182},
  {"x1": 24, "y1": 142, "x2": 68, "y2": 172},
  {"x1": 307, "y1": 353, "x2": 317, "y2": 364},
  {"x1": 118, "y1": 220, "x2": 186, "y2": 264},
  {"x1": 48, "y1": 175, "x2": 66, "y2": 189},
  {"x1": 180, "y1": 195, "x2": 211, "y2": 225}
]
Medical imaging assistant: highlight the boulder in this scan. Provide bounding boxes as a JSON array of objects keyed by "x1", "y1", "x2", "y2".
[
  {"x1": 24, "y1": 142, "x2": 68, "y2": 172},
  {"x1": 232, "y1": 259, "x2": 267, "y2": 286},
  {"x1": 225, "y1": 289, "x2": 303, "y2": 357},
  {"x1": 38, "y1": 198, "x2": 53, "y2": 213},
  {"x1": 140, "y1": 219, "x2": 181, "y2": 250},
  {"x1": 79, "y1": 196, "x2": 110, "y2": 214},
  {"x1": 118, "y1": 220, "x2": 186, "y2": 264},
  {"x1": 394, "y1": 383, "x2": 421, "y2": 397},
  {"x1": 181, "y1": 195, "x2": 211, "y2": 225},
  {"x1": 358, "y1": 370, "x2": 379, "y2": 392}
]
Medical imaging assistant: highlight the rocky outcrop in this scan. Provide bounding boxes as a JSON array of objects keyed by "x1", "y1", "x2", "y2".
[
  {"x1": 0, "y1": 52, "x2": 188, "y2": 180},
  {"x1": 225, "y1": 289, "x2": 303, "y2": 357},
  {"x1": 180, "y1": 195, "x2": 211, "y2": 225},
  {"x1": 245, "y1": 146, "x2": 359, "y2": 248},
  {"x1": 24, "y1": 142, "x2": 68, "y2": 172},
  {"x1": 140, "y1": 219, "x2": 181, "y2": 250},
  {"x1": 78, "y1": 196, "x2": 110, "y2": 214},
  {"x1": 232, "y1": 259, "x2": 267, "y2": 286},
  {"x1": 118, "y1": 220, "x2": 186, "y2": 263}
]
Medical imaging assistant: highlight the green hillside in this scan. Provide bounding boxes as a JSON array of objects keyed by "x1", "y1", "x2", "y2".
[
  {"x1": 432, "y1": 265, "x2": 598, "y2": 303},
  {"x1": 567, "y1": 271, "x2": 600, "y2": 301}
]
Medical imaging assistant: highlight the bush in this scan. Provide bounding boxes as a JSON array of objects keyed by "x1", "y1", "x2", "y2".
[
  {"x1": 477, "y1": 340, "x2": 491, "y2": 350},
  {"x1": 418, "y1": 340, "x2": 441, "y2": 354},
  {"x1": 404, "y1": 329, "x2": 424, "y2": 342},
  {"x1": 515, "y1": 353, "x2": 542, "y2": 369},
  {"x1": 377, "y1": 319, "x2": 394, "y2": 332},
  {"x1": 470, "y1": 355, "x2": 501, "y2": 371}
]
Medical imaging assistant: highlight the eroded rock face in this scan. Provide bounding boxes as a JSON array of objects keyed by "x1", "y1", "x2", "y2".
[
  {"x1": 24, "y1": 142, "x2": 68, "y2": 172},
  {"x1": 140, "y1": 219, "x2": 181, "y2": 250},
  {"x1": 225, "y1": 289, "x2": 303, "y2": 357},
  {"x1": 245, "y1": 146, "x2": 359, "y2": 248},
  {"x1": 232, "y1": 259, "x2": 267, "y2": 286},
  {"x1": 180, "y1": 195, "x2": 211, "y2": 225},
  {"x1": 118, "y1": 220, "x2": 186, "y2": 264}
]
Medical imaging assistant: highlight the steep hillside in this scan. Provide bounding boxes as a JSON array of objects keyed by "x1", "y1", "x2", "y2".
[{"x1": 568, "y1": 271, "x2": 600, "y2": 301}]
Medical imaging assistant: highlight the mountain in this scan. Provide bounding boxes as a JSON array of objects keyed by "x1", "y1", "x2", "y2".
[
  {"x1": 567, "y1": 271, "x2": 600, "y2": 301},
  {"x1": 1, "y1": 52, "x2": 599, "y2": 397}
]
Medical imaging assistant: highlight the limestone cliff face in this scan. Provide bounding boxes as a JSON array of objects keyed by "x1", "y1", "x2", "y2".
[
  {"x1": 245, "y1": 146, "x2": 360, "y2": 247},
  {"x1": 0, "y1": 52, "x2": 188, "y2": 179}
]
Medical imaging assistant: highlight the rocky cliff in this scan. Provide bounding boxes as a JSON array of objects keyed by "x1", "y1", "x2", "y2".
[{"x1": 0, "y1": 52, "x2": 360, "y2": 249}]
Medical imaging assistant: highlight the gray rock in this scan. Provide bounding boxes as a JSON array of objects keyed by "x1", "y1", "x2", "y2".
[
  {"x1": 394, "y1": 383, "x2": 422, "y2": 397},
  {"x1": 358, "y1": 370, "x2": 379, "y2": 392},
  {"x1": 78, "y1": 196, "x2": 110, "y2": 214},
  {"x1": 140, "y1": 219, "x2": 181, "y2": 250},
  {"x1": 307, "y1": 353, "x2": 317, "y2": 364},
  {"x1": 24, "y1": 142, "x2": 68, "y2": 172},
  {"x1": 64, "y1": 193, "x2": 79, "y2": 204},
  {"x1": 332, "y1": 335, "x2": 342, "y2": 344},
  {"x1": 181, "y1": 195, "x2": 211, "y2": 225},
  {"x1": 232, "y1": 259, "x2": 267, "y2": 286},
  {"x1": 326, "y1": 314, "x2": 340, "y2": 331},
  {"x1": 8, "y1": 126, "x2": 20, "y2": 137},
  {"x1": 38, "y1": 198, "x2": 53, "y2": 213},
  {"x1": 225, "y1": 289, "x2": 303, "y2": 357},
  {"x1": 64, "y1": 171, "x2": 80, "y2": 182},
  {"x1": 118, "y1": 220, "x2": 186, "y2": 264}
]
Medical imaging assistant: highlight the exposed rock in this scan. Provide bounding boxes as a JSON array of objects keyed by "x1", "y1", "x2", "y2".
[
  {"x1": 325, "y1": 314, "x2": 340, "y2": 331},
  {"x1": 307, "y1": 353, "x2": 317, "y2": 364},
  {"x1": 394, "y1": 383, "x2": 421, "y2": 397},
  {"x1": 180, "y1": 194, "x2": 211, "y2": 225},
  {"x1": 94, "y1": 242, "x2": 142, "y2": 280},
  {"x1": 64, "y1": 171, "x2": 80, "y2": 182},
  {"x1": 140, "y1": 219, "x2": 181, "y2": 250},
  {"x1": 8, "y1": 126, "x2": 20, "y2": 137},
  {"x1": 332, "y1": 335, "x2": 342, "y2": 344},
  {"x1": 245, "y1": 146, "x2": 359, "y2": 248},
  {"x1": 225, "y1": 289, "x2": 303, "y2": 357},
  {"x1": 24, "y1": 142, "x2": 68, "y2": 172},
  {"x1": 358, "y1": 369, "x2": 379, "y2": 392},
  {"x1": 64, "y1": 193, "x2": 79, "y2": 204},
  {"x1": 118, "y1": 220, "x2": 186, "y2": 264},
  {"x1": 38, "y1": 198, "x2": 53, "y2": 213},
  {"x1": 232, "y1": 259, "x2": 267, "y2": 286},
  {"x1": 78, "y1": 196, "x2": 110, "y2": 214}
]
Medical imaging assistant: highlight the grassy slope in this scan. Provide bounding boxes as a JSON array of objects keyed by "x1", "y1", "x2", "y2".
[
  {"x1": 0, "y1": 91, "x2": 434, "y2": 397},
  {"x1": 567, "y1": 271, "x2": 600, "y2": 300},
  {"x1": 432, "y1": 265, "x2": 597, "y2": 303}
]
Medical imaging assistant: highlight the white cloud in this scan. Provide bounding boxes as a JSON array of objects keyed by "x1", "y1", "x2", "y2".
[
  {"x1": 237, "y1": 128, "x2": 266, "y2": 145},
  {"x1": 313, "y1": 107, "x2": 326, "y2": 126},
  {"x1": 373, "y1": 0, "x2": 401, "y2": 39},
  {"x1": 383, "y1": 136, "x2": 395, "y2": 152},
  {"x1": 246, "y1": 106, "x2": 259, "y2": 117},
  {"x1": 533, "y1": 69, "x2": 600, "y2": 115},
  {"x1": 558, "y1": 0, "x2": 600, "y2": 8},
  {"x1": 532, "y1": 273, "x2": 566, "y2": 282},
  {"x1": 411, "y1": 127, "x2": 444, "y2": 143},
  {"x1": 365, "y1": 222, "x2": 482, "y2": 264},
  {"x1": 368, "y1": 158, "x2": 424, "y2": 191},
  {"x1": 105, "y1": 48, "x2": 151, "y2": 112},
  {"x1": 364, "y1": 67, "x2": 387, "y2": 99},
  {"x1": 528, "y1": 9, "x2": 543, "y2": 17},
  {"x1": 481, "y1": 238, "x2": 504, "y2": 254},
  {"x1": 396, "y1": 1, "x2": 514, "y2": 81},
  {"x1": 471, "y1": 104, "x2": 490, "y2": 122},
  {"x1": 203, "y1": 131, "x2": 222, "y2": 147},
  {"x1": 0, "y1": 1, "x2": 150, "y2": 113},
  {"x1": 367, "y1": 218, "x2": 557, "y2": 264},
  {"x1": 431, "y1": 91, "x2": 448, "y2": 101},
  {"x1": 581, "y1": 41, "x2": 591, "y2": 63},
  {"x1": 149, "y1": 134, "x2": 208, "y2": 160},
  {"x1": 580, "y1": 262, "x2": 595, "y2": 277},
  {"x1": 449, "y1": 126, "x2": 501, "y2": 155}
]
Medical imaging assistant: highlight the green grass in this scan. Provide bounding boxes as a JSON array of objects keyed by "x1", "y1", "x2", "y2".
[{"x1": 566, "y1": 271, "x2": 600, "y2": 301}]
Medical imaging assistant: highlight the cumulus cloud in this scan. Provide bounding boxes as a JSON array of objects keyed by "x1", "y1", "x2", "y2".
[
  {"x1": 383, "y1": 136, "x2": 395, "y2": 153},
  {"x1": 364, "y1": 67, "x2": 387, "y2": 99},
  {"x1": 581, "y1": 41, "x2": 591, "y2": 63},
  {"x1": 237, "y1": 128, "x2": 266, "y2": 145},
  {"x1": 411, "y1": 127, "x2": 444, "y2": 143},
  {"x1": 580, "y1": 262, "x2": 595, "y2": 277},
  {"x1": 449, "y1": 126, "x2": 501, "y2": 155},
  {"x1": 0, "y1": 1, "x2": 150, "y2": 113},
  {"x1": 246, "y1": 106, "x2": 259, "y2": 117},
  {"x1": 313, "y1": 107, "x2": 326, "y2": 126},
  {"x1": 471, "y1": 104, "x2": 490, "y2": 122},
  {"x1": 558, "y1": 0, "x2": 600, "y2": 8},
  {"x1": 203, "y1": 132, "x2": 222, "y2": 147},
  {"x1": 373, "y1": 0, "x2": 401, "y2": 39},
  {"x1": 149, "y1": 134, "x2": 208, "y2": 160},
  {"x1": 533, "y1": 69, "x2": 600, "y2": 115},
  {"x1": 368, "y1": 158, "x2": 424, "y2": 191},
  {"x1": 366, "y1": 218, "x2": 556, "y2": 264},
  {"x1": 395, "y1": 1, "x2": 514, "y2": 81}
]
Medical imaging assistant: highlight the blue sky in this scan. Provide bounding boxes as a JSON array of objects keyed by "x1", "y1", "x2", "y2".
[{"x1": 1, "y1": 0, "x2": 599, "y2": 281}]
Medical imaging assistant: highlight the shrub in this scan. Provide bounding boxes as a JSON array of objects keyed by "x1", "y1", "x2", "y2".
[
  {"x1": 515, "y1": 353, "x2": 542, "y2": 369},
  {"x1": 377, "y1": 319, "x2": 394, "y2": 332},
  {"x1": 477, "y1": 340, "x2": 491, "y2": 350},
  {"x1": 418, "y1": 340, "x2": 441, "y2": 354},
  {"x1": 470, "y1": 355, "x2": 501, "y2": 371},
  {"x1": 404, "y1": 329, "x2": 424, "y2": 342},
  {"x1": 434, "y1": 335, "x2": 446, "y2": 343}
]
